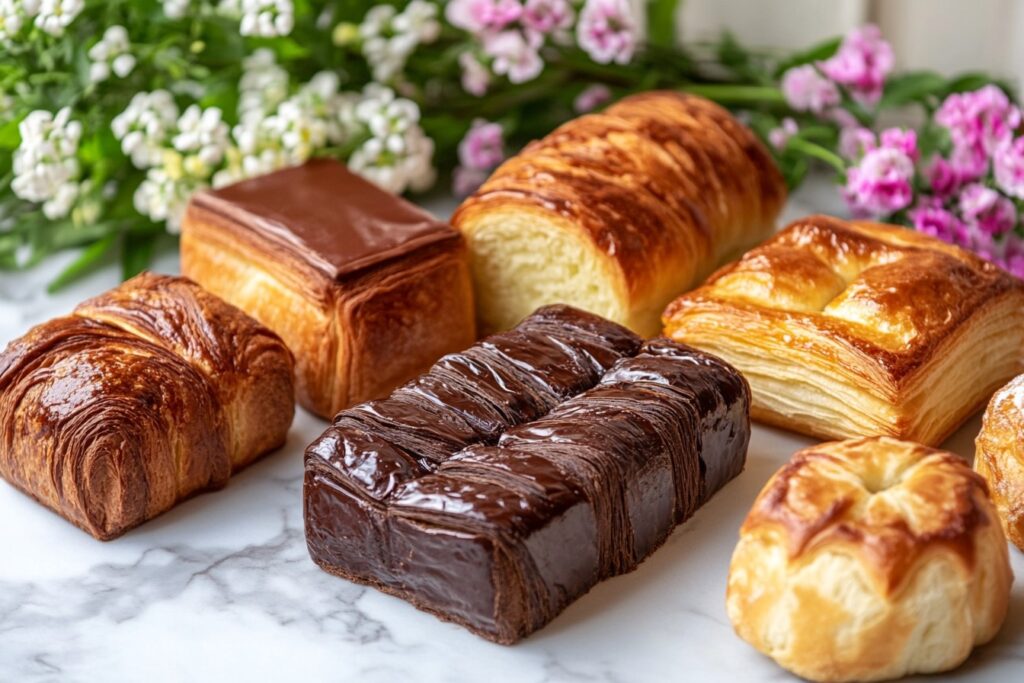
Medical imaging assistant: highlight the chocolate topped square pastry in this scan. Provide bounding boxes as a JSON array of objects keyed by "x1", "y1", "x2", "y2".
[{"x1": 181, "y1": 159, "x2": 476, "y2": 418}]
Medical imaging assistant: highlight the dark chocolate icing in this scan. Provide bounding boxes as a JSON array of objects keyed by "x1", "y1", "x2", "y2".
[
  {"x1": 191, "y1": 158, "x2": 458, "y2": 280},
  {"x1": 303, "y1": 305, "x2": 750, "y2": 644}
]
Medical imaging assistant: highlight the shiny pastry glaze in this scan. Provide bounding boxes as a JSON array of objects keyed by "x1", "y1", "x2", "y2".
[
  {"x1": 0, "y1": 274, "x2": 294, "y2": 541},
  {"x1": 743, "y1": 437, "x2": 993, "y2": 594},
  {"x1": 975, "y1": 374, "x2": 1024, "y2": 550},
  {"x1": 304, "y1": 305, "x2": 750, "y2": 643},
  {"x1": 191, "y1": 158, "x2": 458, "y2": 280}
]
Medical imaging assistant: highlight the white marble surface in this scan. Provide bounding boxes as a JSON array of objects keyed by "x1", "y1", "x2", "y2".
[{"x1": 0, "y1": 181, "x2": 1021, "y2": 682}]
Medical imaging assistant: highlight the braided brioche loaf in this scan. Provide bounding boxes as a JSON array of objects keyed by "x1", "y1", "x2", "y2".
[{"x1": 451, "y1": 91, "x2": 786, "y2": 336}]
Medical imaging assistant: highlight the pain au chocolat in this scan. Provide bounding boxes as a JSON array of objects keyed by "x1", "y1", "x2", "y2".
[
  {"x1": 451, "y1": 91, "x2": 786, "y2": 336},
  {"x1": 727, "y1": 437, "x2": 1011, "y2": 682},
  {"x1": 304, "y1": 305, "x2": 750, "y2": 644},
  {"x1": 663, "y1": 214, "x2": 1024, "y2": 445},
  {"x1": 0, "y1": 274, "x2": 294, "y2": 540},
  {"x1": 181, "y1": 158, "x2": 476, "y2": 419}
]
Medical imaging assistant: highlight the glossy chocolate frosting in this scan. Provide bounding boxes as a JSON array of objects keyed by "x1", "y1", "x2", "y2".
[
  {"x1": 304, "y1": 305, "x2": 750, "y2": 644},
  {"x1": 191, "y1": 158, "x2": 457, "y2": 279}
]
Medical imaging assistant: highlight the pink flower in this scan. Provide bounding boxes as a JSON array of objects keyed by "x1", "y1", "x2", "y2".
[
  {"x1": 574, "y1": 83, "x2": 612, "y2": 113},
  {"x1": 453, "y1": 166, "x2": 490, "y2": 197},
  {"x1": 925, "y1": 156, "x2": 961, "y2": 198},
  {"x1": 948, "y1": 143, "x2": 989, "y2": 183},
  {"x1": 994, "y1": 136, "x2": 1024, "y2": 199},
  {"x1": 935, "y1": 85, "x2": 1021, "y2": 156},
  {"x1": 843, "y1": 146, "x2": 915, "y2": 217},
  {"x1": 484, "y1": 30, "x2": 544, "y2": 83},
  {"x1": 879, "y1": 128, "x2": 918, "y2": 162},
  {"x1": 838, "y1": 126, "x2": 876, "y2": 160},
  {"x1": 958, "y1": 183, "x2": 1017, "y2": 236},
  {"x1": 1002, "y1": 235, "x2": 1024, "y2": 278},
  {"x1": 908, "y1": 200, "x2": 969, "y2": 246},
  {"x1": 522, "y1": 0, "x2": 574, "y2": 37},
  {"x1": 458, "y1": 119, "x2": 505, "y2": 170},
  {"x1": 768, "y1": 117, "x2": 798, "y2": 151},
  {"x1": 446, "y1": 0, "x2": 524, "y2": 34},
  {"x1": 780, "y1": 65, "x2": 840, "y2": 114},
  {"x1": 458, "y1": 51, "x2": 491, "y2": 96},
  {"x1": 819, "y1": 24, "x2": 894, "y2": 108},
  {"x1": 576, "y1": 0, "x2": 636, "y2": 65}
]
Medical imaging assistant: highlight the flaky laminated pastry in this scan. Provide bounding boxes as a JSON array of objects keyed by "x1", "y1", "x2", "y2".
[
  {"x1": 0, "y1": 274, "x2": 295, "y2": 540},
  {"x1": 181, "y1": 159, "x2": 476, "y2": 419},
  {"x1": 976, "y1": 373, "x2": 1024, "y2": 550},
  {"x1": 664, "y1": 214, "x2": 1024, "y2": 444},
  {"x1": 452, "y1": 91, "x2": 785, "y2": 336},
  {"x1": 727, "y1": 437, "x2": 1012, "y2": 683}
]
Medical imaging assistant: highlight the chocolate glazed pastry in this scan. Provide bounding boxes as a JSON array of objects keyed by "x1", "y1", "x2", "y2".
[
  {"x1": 304, "y1": 305, "x2": 750, "y2": 643},
  {"x1": 0, "y1": 273, "x2": 295, "y2": 541}
]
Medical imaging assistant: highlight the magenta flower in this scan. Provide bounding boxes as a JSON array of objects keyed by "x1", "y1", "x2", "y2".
[
  {"x1": 768, "y1": 117, "x2": 798, "y2": 151},
  {"x1": 935, "y1": 85, "x2": 1021, "y2": 157},
  {"x1": 446, "y1": 0, "x2": 524, "y2": 34},
  {"x1": 576, "y1": 0, "x2": 637, "y2": 65},
  {"x1": 879, "y1": 128, "x2": 918, "y2": 162},
  {"x1": 574, "y1": 83, "x2": 612, "y2": 113},
  {"x1": 453, "y1": 166, "x2": 490, "y2": 197},
  {"x1": 958, "y1": 183, "x2": 1018, "y2": 237},
  {"x1": 484, "y1": 30, "x2": 544, "y2": 83},
  {"x1": 838, "y1": 126, "x2": 876, "y2": 160},
  {"x1": 843, "y1": 146, "x2": 915, "y2": 217},
  {"x1": 819, "y1": 24, "x2": 894, "y2": 107},
  {"x1": 1002, "y1": 235, "x2": 1024, "y2": 278},
  {"x1": 994, "y1": 136, "x2": 1024, "y2": 199},
  {"x1": 458, "y1": 119, "x2": 505, "y2": 170},
  {"x1": 522, "y1": 0, "x2": 574, "y2": 37},
  {"x1": 908, "y1": 200, "x2": 969, "y2": 246},
  {"x1": 924, "y1": 156, "x2": 961, "y2": 198},
  {"x1": 781, "y1": 65, "x2": 840, "y2": 114}
]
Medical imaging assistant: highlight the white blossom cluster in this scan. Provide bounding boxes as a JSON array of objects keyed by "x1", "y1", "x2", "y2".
[
  {"x1": 348, "y1": 84, "x2": 435, "y2": 194},
  {"x1": 238, "y1": 48, "x2": 289, "y2": 124},
  {"x1": 239, "y1": 0, "x2": 294, "y2": 38},
  {"x1": 11, "y1": 107, "x2": 82, "y2": 219},
  {"x1": 87, "y1": 25, "x2": 135, "y2": 83},
  {"x1": 0, "y1": 0, "x2": 83, "y2": 40},
  {"x1": 358, "y1": 0, "x2": 440, "y2": 82}
]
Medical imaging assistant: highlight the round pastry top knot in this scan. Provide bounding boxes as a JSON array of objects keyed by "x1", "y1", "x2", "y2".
[{"x1": 744, "y1": 436, "x2": 992, "y2": 594}]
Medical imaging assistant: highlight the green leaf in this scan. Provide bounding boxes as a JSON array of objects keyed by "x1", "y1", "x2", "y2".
[
  {"x1": 47, "y1": 233, "x2": 118, "y2": 293},
  {"x1": 878, "y1": 70, "x2": 947, "y2": 109},
  {"x1": 121, "y1": 232, "x2": 155, "y2": 280},
  {"x1": 0, "y1": 118, "x2": 21, "y2": 149},
  {"x1": 772, "y1": 36, "x2": 841, "y2": 78},
  {"x1": 648, "y1": 0, "x2": 681, "y2": 49}
]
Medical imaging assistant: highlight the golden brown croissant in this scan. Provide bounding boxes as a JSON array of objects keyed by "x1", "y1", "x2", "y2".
[
  {"x1": 181, "y1": 159, "x2": 476, "y2": 419},
  {"x1": 451, "y1": 91, "x2": 786, "y2": 336},
  {"x1": 0, "y1": 273, "x2": 294, "y2": 540},
  {"x1": 664, "y1": 214, "x2": 1024, "y2": 445},
  {"x1": 976, "y1": 374, "x2": 1024, "y2": 550}
]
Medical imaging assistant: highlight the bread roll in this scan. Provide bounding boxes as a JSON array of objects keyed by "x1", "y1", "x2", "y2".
[
  {"x1": 976, "y1": 374, "x2": 1024, "y2": 550},
  {"x1": 451, "y1": 91, "x2": 785, "y2": 336},
  {"x1": 664, "y1": 214, "x2": 1024, "y2": 445},
  {"x1": 0, "y1": 273, "x2": 294, "y2": 540},
  {"x1": 727, "y1": 437, "x2": 1012, "y2": 682}
]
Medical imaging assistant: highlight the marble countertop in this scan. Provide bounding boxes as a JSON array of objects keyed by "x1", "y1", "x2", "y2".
[{"x1": 1, "y1": 180, "x2": 1021, "y2": 682}]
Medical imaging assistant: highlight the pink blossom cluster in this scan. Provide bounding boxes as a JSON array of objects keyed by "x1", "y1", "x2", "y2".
[
  {"x1": 780, "y1": 25, "x2": 894, "y2": 116},
  {"x1": 448, "y1": 0, "x2": 637, "y2": 94},
  {"x1": 452, "y1": 118, "x2": 506, "y2": 196},
  {"x1": 842, "y1": 127, "x2": 918, "y2": 217}
]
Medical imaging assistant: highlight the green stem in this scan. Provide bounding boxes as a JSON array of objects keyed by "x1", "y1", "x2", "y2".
[
  {"x1": 787, "y1": 138, "x2": 847, "y2": 174},
  {"x1": 681, "y1": 83, "x2": 786, "y2": 105}
]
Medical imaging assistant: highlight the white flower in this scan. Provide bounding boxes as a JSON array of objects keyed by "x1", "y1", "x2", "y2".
[
  {"x1": 0, "y1": 0, "x2": 26, "y2": 41},
  {"x1": 458, "y1": 51, "x2": 491, "y2": 97},
  {"x1": 238, "y1": 48, "x2": 289, "y2": 123},
  {"x1": 354, "y1": 86, "x2": 421, "y2": 154},
  {"x1": 133, "y1": 165, "x2": 198, "y2": 233},
  {"x1": 162, "y1": 0, "x2": 189, "y2": 19},
  {"x1": 239, "y1": 0, "x2": 293, "y2": 37},
  {"x1": 359, "y1": 0, "x2": 440, "y2": 82},
  {"x1": 88, "y1": 25, "x2": 136, "y2": 83},
  {"x1": 393, "y1": 0, "x2": 440, "y2": 43},
  {"x1": 34, "y1": 0, "x2": 82, "y2": 36},
  {"x1": 348, "y1": 86, "x2": 435, "y2": 195},
  {"x1": 484, "y1": 30, "x2": 544, "y2": 84},
  {"x1": 172, "y1": 105, "x2": 229, "y2": 167},
  {"x1": 11, "y1": 107, "x2": 82, "y2": 219},
  {"x1": 112, "y1": 90, "x2": 179, "y2": 169}
]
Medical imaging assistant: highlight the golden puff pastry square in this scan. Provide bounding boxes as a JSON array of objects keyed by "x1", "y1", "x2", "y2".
[
  {"x1": 663, "y1": 214, "x2": 1024, "y2": 445},
  {"x1": 181, "y1": 159, "x2": 476, "y2": 419},
  {"x1": 975, "y1": 373, "x2": 1024, "y2": 550}
]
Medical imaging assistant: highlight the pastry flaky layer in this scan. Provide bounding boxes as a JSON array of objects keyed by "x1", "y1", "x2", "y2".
[
  {"x1": 0, "y1": 273, "x2": 295, "y2": 540},
  {"x1": 727, "y1": 437, "x2": 1012, "y2": 683},
  {"x1": 451, "y1": 91, "x2": 785, "y2": 336},
  {"x1": 663, "y1": 214, "x2": 1024, "y2": 445},
  {"x1": 181, "y1": 160, "x2": 476, "y2": 419},
  {"x1": 304, "y1": 305, "x2": 750, "y2": 644},
  {"x1": 976, "y1": 374, "x2": 1024, "y2": 550}
]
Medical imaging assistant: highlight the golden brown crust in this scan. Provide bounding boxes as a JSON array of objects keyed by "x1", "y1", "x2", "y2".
[
  {"x1": 663, "y1": 214, "x2": 1024, "y2": 444},
  {"x1": 0, "y1": 274, "x2": 295, "y2": 540},
  {"x1": 975, "y1": 374, "x2": 1024, "y2": 550},
  {"x1": 181, "y1": 204, "x2": 476, "y2": 418},
  {"x1": 727, "y1": 437, "x2": 1012, "y2": 682},
  {"x1": 452, "y1": 91, "x2": 785, "y2": 335}
]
